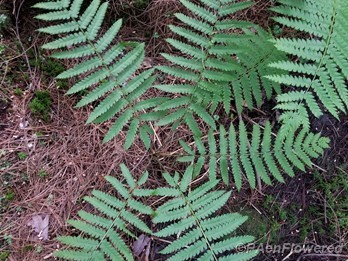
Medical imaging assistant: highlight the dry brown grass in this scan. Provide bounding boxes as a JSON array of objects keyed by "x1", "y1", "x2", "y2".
[{"x1": 0, "y1": 83, "x2": 155, "y2": 259}]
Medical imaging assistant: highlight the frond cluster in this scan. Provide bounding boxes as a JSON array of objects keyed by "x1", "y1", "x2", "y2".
[
  {"x1": 178, "y1": 121, "x2": 330, "y2": 190},
  {"x1": 34, "y1": 0, "x2": 337, "y2": 192},
  {"x1": 54, "y1": 164, "x2": 153, "y2": 260},
  {"x1": 155, "y1": 0, "x2": 286, "y2": 136},
  {"x1": 33, "y1": 0, "x2": 344, "y2": 259},
  {"x1": 34, "y1": 0, "x2": 159, "y2": 148},
  {"x1": 267, "y1": 0, "x2": 348, "y2": 131},
  {"x1": 54, "y1": 165, "x2": 257, "y2": 260},
  {"x1": 151, "y1": 167, "x2": 258, "y2": 260}
]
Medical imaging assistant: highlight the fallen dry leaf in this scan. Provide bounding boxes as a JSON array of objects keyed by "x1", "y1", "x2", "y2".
[
  {"x1": 132, "y1": 234, "x2": 151, "y2": 257},
  {"x1": 27, "y1": 214, "x2": 49, "y2": 240}
]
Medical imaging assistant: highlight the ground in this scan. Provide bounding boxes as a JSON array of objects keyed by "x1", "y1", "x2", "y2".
[{"x1": 0, "y1": 0, "x2": 347, "y2": 260}]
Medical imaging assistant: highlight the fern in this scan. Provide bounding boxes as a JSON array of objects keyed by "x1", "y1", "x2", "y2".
[
  {"x1": 267, "y1": 0, "x2": 348, "y2": 131},
  {"x1": 151, "y1": 167, "x2": 258, "y2": 260},
  {"x1": 228, "y1": 26, "x2": 287, "y2": 114},
  {"x1": 55, "y1": 164, "x2": 259, "y2": 260},
  {"x1": 178, "y1": 121, "x2": 330, "y2": 190},
  {"x1": 54, "y1": 164, "x2": 153, "y2": 260},
  {"x1": 34, "y1": 0, "x2": 162, "y2": 148},
  {"x1": 33, "y1": 1, "x2": 339, "y2": 259},
  {"x1": 155, "y1": 0, "x2": 287, "y2": 134}
]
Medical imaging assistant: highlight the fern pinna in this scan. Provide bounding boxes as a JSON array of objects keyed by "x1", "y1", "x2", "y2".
[
  {"x1": 227, "y1": 26, "x2": 287, "y2": 114},
  {"x1": 267, "y1": 0, "x2": 348, "y2": 131},
  {"x1": 34, "y1": 0, "x2": 161, "y2": 148},
  {"x1": 178, "y1": 121, "x2": 330, "y2": 190},
  {"x1": 54, "y1": 164, "x2": 153, "y2": 260},
  {"x1": 149, "y1": 166, "x2": 258, "y2": 261},
  {"x1": 155, "y1": 0, "x2": 286, "y2": 135}
]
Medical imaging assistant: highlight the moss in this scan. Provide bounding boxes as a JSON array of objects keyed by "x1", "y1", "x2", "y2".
[
  {"x1": 22, "y1": 245, "x2": 34, "y2": 252},
  {"x1": 293, "y1": 169, "x2": 348, "y2": 242},
  {"x1": 5, "y1": 190, "x2": 15, "y2": 201},
  {"x1": 40, "y1": 59, "x2": 65, "y2": 77},
  {"x1": 260, "y1": 195, "x2": 301, "y2": 243},
  {"x1": 311, "y1": 169, "x2": 348, "y2": 235},
  {"x1": 17, "y1": 152, "x2": 27, "y2": 160},
  {"x1": 38, "y1": 170, "x2": 48, "y2": 179},
  {"x1": 27, "y1": 48, "x2": 65, "y2": 78},
  {"x1": 57, "y1": 79, "x2": 69, "y2": 89},
  {"x1": 133, "y1": 0, "x2": 149, "y2": 9},
  {"x1": 237, "y1": 208, "x2": 270, "y2": 243},
  {"x1": 35, "y1": 131, "x2": 43, "y2": 137},
  {"x1": 28, "y1": 90, "x2": 52, "y2": 122},
  {"x1": 14, "y1": 88, "x2": 23, "y2": 96},
  {"x1": 0, "y1": 14, "x2": 8, "y2": 32},
  {"x1": 0, "y1": 251, "x2": 9, "y2": 261}
]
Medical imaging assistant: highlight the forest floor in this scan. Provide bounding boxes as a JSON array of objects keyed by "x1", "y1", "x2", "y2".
[{"x1": 0, "y1": 0, "x2": 348, "y2": 260}]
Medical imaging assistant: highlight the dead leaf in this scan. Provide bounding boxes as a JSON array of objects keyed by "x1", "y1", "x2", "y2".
[
  {"x1": 19, "y1": 119, "x2": 28, "y2": 129},
  {"x1": 132, "y1": 234, "x2": 151, "y2": 257},
  {"x1": 27, "y1": 214, "x2": 49, "y2": 240}
]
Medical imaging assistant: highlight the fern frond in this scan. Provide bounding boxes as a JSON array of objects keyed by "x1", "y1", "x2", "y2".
[
  {"x1": 178, "y1": 121, "x2": 330, "y2": 190},
  {"x1": 230, "y1": 27, "x2": 287, "y2": 113},
  {"x1": 54, "y1": 164, "x2": 153, "y2": 260},
  {"x1": 268, "y1": 0, "x2": 348, "y2": 131},
  {"x1": 154, "y1": 0, "x2": 286, "y2": 134},
  {"x1": 35, "y1": 0, "x2": 159, "y2": 148},
  {"x1": 153, "y1": 168, "x2": 258, "y2": 260}
]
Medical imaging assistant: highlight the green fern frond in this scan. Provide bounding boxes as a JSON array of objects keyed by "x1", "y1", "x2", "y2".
[
  {"x1": 178, "y1": 121, "x2": 330, "y2": 190},
  {"x1": 268, "y1": 0, "x2": 348, "y2": 131},
  {"x1": 55, "y1": 165, "x2": 258, "y2": 260},
  {"x1": 154, "y1": 0, "x2": 287, "y2": 134},
  {"x1": 54, "y1": 164, "x2": 153, "y2": 260},
  {"x1": 230, "y1": 27, "x2": 287, "y2": 113},
  {"x1": 35, "y1": 0, "x2": 157, "y2": 148},
  {"x1": 153, "y1": 167, "x2": 258, "y2": 260}
]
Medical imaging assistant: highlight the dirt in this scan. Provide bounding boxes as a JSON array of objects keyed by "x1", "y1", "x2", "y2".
[
  {"x1": 313, "y1": 114, "x2": 348, "y2": 168},
  {"x1": 0, "y1": 99, "x2": 9, "y2": 131}
]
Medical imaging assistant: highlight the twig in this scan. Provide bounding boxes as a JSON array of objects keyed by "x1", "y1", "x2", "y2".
[
  {"x1": 12, "y1": 0, "x2": 35, "y2": 83},
  {"x1": 297, "y1": 253, "x2": 348, "y2": 261}
]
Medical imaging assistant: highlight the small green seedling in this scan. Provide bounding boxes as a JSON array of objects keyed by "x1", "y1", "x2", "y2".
[{"x1": 17, "y1": 152, "x2": 27, "y2": 160}]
